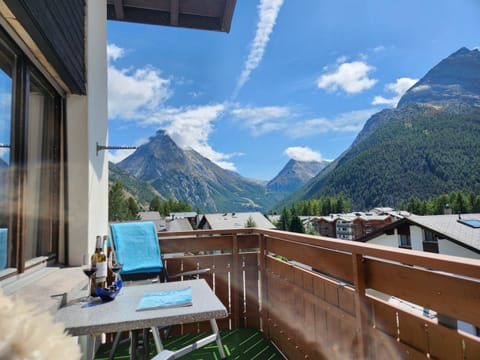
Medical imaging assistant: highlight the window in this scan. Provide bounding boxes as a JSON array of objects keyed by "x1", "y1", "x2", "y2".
[
  {"x1": 423, "y1": 230, "x2": 438, "y2": 243},
  {"x1": 0, "y1": 47, "x2": 12, "y2": 271},
  {"x1": 0, "y1": 28, "x2": 63, "y2": 276},
  {"x1": 399, "y1": 234, "x2": 411, "y2": 248},
  {"x1": 423, "y1": 230, "x2": 439, "y2": 253},
  {"x1": 398, "y1": 223, "x2": 411, "y2": 249}
]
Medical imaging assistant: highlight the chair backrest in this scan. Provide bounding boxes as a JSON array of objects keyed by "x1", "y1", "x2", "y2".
[
  {"x1": 0, "y1": 228, "x2": 7, "y2": 269},
  {"x1": 110, "y1": 221, "x2": 163, "y2": 275}
]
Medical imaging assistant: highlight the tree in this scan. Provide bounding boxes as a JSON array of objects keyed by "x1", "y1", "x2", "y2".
[
  {"x1": 149, "y1": 195, "x2": 162, "y2": 212},
  {"x1": 109, "y1": 181, "x2": 128, "y2": 221},
  {"x1": 289, "y1": 215, "x2": 305, "y2": 233},
  {"x1": 245, "y1": 216, "x2": 257, "y2": 228},
  {"x1": 277, "y1": 207, "x2": 291, "y2": 230},
  {"x1": 126, "y1": 197, "x2": 140, "y2": 220}
]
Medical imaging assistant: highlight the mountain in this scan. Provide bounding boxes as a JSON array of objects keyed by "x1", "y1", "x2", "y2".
[
  {"x1": 279, "y1": 48, "x2": 480, "y2": 211},
  {"x1": 109, "y1": 161, "x2": 162, "y2": 206},
  {"x1": 267, "y1": 159, "x2": 329, "y2": 193},
  {"x1": 116, "y1": 130, "x2": 282, "y2": 212},
  {"x1": 398, "y1": 47, "x2": 480, "y2": 107}
]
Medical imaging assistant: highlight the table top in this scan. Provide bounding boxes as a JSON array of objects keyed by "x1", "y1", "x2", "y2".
[{"x1": 54, "y1": 279, "x2": 227, "y2": 336}]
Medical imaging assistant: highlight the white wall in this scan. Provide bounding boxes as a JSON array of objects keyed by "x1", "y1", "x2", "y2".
[
  {"x1": 410, "y1": 226, "x2": 424, "y2": 252},
  {"x1": 66, "y1": 0, "x2": 108, "y2": 266},
  {"x1": 439, "y1": 240, "x2": 480, "y2": 260},
  {"x1": 367, "y1": 233, "x2": 399, "y2": 248}
]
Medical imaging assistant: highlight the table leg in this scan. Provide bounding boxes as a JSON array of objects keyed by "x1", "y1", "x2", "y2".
[
  {"x1": 130, "y1": 330, "x2": 138, "y2": 360},
  {"x1": 209, "y1": 319, "x2": 227, "y2": 359},
  {"x1": 151, "y1": 327, "x2": 164, "y2": 352},
  {"x1": 78, "y1": 335, "x2": 96, "y2": 360}
]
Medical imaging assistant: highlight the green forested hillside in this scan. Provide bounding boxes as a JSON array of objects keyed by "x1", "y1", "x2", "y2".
[{"x1": 292, "y1": 105, "x2": 480, "y2": 210}]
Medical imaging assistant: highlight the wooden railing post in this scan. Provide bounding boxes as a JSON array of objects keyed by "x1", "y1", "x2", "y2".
[
  {"x1": 352, "y1": 252, "x2": 370, "y2": 359},
  {"x1": 232, "y1": 232, "x2": 240, "y2": 329},
  {"x1": 259, "y1": 233, "x2": 269, "y2": 336}
]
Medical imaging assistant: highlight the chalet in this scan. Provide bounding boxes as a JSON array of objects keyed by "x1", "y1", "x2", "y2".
[
  {"x1": 359, "y1": 213, "x2": 480, "y2": 259},
  {"x1": 311, "y1": 212, "x2": 394, "y2": 240}
]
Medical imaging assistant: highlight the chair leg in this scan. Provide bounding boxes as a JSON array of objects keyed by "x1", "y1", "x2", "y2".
[
  {"x1": 142, "y1": 329, "x2": 149, "y2": 360},
  {"x1": 130, "y1": 330, "x2": 138, "y2": 359},
  {"x1": 209, "y1": 319, "x2": 227, "y2": 359}
]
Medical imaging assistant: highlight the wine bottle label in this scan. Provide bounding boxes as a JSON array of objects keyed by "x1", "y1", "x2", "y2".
[{"x1": 95, "y1": 261, "x2": 107, "y2": 282}]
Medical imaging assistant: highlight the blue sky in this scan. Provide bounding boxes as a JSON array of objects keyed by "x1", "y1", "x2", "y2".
[{"x1": 106, "y1": 0, "x2": 480, "y2": 181}]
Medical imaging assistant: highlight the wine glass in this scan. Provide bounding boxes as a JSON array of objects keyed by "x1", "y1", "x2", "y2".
[
  {"x1": 108, "y1": 250, "x2": 123, "y2": 284},
  {"x1": 81, "y1": 264, "x2": 97, "y2": 301}
]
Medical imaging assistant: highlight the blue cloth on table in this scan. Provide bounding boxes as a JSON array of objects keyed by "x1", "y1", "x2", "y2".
[
  {"x1": 136, "y1": 287, "x2": 192, "y2": 311},
  {"x1": 0, "y1": 228, "x2": 7, "y2": 269},
  {"x1": 110, "y1": 221, "x2": 163, "y2": 275}
]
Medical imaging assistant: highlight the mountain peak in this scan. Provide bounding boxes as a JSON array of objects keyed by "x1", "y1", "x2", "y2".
[
  {"x1": 398, "y1": 47, "x2": 480, "y2": 107},
  {"x1": 267, "y1": 159, "x2": 329, "y2": 193}
]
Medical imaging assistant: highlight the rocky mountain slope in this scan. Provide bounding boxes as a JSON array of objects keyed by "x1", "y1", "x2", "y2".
[
  {"x1": 116, "y1": 130, "x2": 283, "y2": 212},
  {"x1": 267, "y1": 159, "x2": 329, "y2": 193}
]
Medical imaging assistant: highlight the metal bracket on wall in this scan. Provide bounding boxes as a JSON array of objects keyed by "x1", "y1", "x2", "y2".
[{"x1": 96, "y1": 142, "x2": 136, "y2": 156}]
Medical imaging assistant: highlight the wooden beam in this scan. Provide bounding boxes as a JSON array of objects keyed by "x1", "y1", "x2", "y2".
[
  {"x1": 113, "y1": 0, "x2": 124, "y2": 19},
  {"x1": 221, "y1": 0, "x2": 236, "y2": 33},
  {"x1": 170, "y1": 0, "x2": 178, "y2": 26}
]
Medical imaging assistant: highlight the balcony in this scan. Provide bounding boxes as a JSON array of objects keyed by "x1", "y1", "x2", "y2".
[
  {"x1": 91, "y1": 227, "x2": 478, "y2": 359},
  {"x1": 11, "y1": 227, "x2": 477, "y2": 359}
]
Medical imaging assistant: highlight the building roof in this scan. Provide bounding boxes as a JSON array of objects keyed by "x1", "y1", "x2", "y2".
[
  {"x1": 200, "y1": 212, "x2": 275, "y2": 230},
  {"x1": 139, "y1": 211, "x2": 162, "y2": 221},
  {"x1": 169, "y1": 212, "x2": 197, "y2": 219},
  {"x1": 166, "y1": 218, "x2": 193, "y2": 232},
  {"x1": 107, "y1": 0, "x2": 237, "y2": 33},
  {"x1": 362, "y1": 213, "x2": 480, "y2": 251}
]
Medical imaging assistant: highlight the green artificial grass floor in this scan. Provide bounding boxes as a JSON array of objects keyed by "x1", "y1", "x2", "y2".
[{"x1": 95, "y1": 328, "x2": 285, "y2": 360}]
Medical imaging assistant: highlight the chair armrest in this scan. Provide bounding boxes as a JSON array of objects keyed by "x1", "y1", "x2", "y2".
[{"x1": 168, "y1": 268, "x2": 210, "y2": 280}]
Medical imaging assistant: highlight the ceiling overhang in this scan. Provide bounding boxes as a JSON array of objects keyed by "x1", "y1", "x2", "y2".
[{"x1": 107, "y1": 0, "x2": 237, "y2": 33}]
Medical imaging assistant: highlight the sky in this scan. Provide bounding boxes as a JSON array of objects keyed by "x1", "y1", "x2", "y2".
[{"x1": 106, "y1": 0, "x2": 480, "y2": 181}]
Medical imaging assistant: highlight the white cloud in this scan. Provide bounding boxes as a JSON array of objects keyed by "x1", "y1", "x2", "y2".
[
  {"x1": 284, "y1": 146, "x2": 324, "y2": 162},
  {"x1": 290, "y1": 108, "x2": 378, "y2": 138},
  {"x1": 108, "y1": 137, "x2": 149, "y2": 164},
  {"x1": 108, "y1": 148, "x2": 136, "y2": 164},
  {"x1": 230, "y1": 105, "x2": 291, "y2": 135},
  {"x1": 107, "y1": 43, "x2": 125, "y2": 61},
  {"x1": 108, "y1": 65, "x2": 171, "y2": 120},
  {"x1": 372, "y1": 77, "x2": 418, "y2": 106},
  {"x1": 372, "y1": 45, "x2": 386, "y2": 53},
  {"x1": 107, "y1": 43, "x2": 172, "y2": 120},
  {"x1": 234, "y1": 0, "x2": 284, "y2": 97},
  {"x1": 317, "y1": 61, "x2": 377, "y2": 94}
]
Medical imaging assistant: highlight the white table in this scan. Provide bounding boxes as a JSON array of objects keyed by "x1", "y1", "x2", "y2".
[{"x1": 55, "y1": 279, "x2": 227, "y2": 360}]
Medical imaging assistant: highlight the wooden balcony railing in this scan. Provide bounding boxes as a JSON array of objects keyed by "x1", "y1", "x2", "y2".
[{"x1": 157, "y1": 228, "x2": 480, "y2": 359}]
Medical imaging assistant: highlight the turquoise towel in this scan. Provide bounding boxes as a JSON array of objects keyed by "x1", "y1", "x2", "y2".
[
  {"x1": 0, "y1": 228, "x2": 6, "y2": 269},
  {"x1": 110, "y1": 222, "x2": 163, "y2": 275},
  {"x1": 136, "y1": 287, "x2": 192, "y2": 311}
]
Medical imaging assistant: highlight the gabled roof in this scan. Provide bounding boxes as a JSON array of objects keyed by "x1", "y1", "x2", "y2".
[
  {"x1": 200, "y1": 212, "x2": 276, "y2": 230},
  {"x1": 166, "y1": 218, "x2": 193, "y2": 231},
  {"x1": 107, "y1": 0, "x2": 237, "y2": 33},
  {"x1": 361, "y1": 213, "x2": 480, "y2": 252}
]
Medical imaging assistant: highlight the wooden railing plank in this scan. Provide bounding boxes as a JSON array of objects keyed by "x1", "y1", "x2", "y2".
[
  {"x1": 366, "y1": 258, "x2": 480, "y2": 327},
  {"x1": 266, "y1": 236, "x2": 354, "y2": 282}
]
